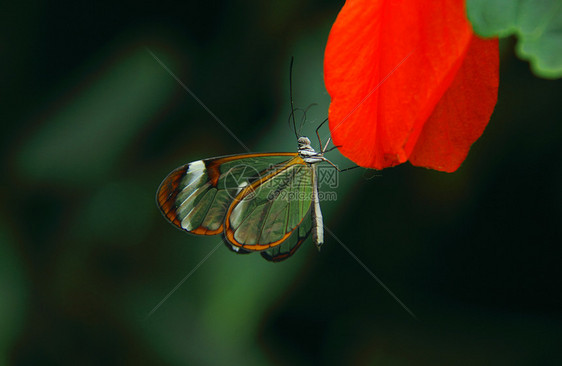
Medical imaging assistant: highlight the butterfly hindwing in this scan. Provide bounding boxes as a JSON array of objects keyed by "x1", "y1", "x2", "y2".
[
  {"x1": 260, "y1": 206, "x2": 313, "y2": 262},
  {"x1": 156, "y1": 153, "x2": 297, "y2": 235}
]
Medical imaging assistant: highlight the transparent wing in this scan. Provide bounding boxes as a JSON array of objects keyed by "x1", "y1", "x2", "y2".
[
  {"x1": 260, "y1": 208, "x2": 312, "y2": 262},
  {"x1": 224, "y1": 203, "x2": 313, "y2": 262},
  {"x1": 224, "y1": 157, "x2": 313, "y2": 254},
  {"x1": 156, "y1": 153, "x2": 297, "y2": 235}
]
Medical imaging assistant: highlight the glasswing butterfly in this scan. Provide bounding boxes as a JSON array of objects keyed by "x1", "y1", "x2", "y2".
[
  {"x1": 156, "y1": 129, "x2": 345, "y2": 262},
  {"x1": 156, "y1": 61, "x2": 348, "y2": 262}
]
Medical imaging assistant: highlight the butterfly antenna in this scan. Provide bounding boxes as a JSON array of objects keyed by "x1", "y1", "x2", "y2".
[
  {"x1": 289, "y1": 57, "x2": 298, "y2": 138},
  {"x1": 298, "y1": 103, "x2": 317, "y2": 136},
  {"x1": 298, "y1": 108, "x2": 307, "y2": 136}
]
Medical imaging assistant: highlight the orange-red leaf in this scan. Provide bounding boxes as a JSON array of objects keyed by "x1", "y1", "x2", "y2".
[
  {"x1": 324, "y1": 0, "x2": 499, "y2": 171},
  {"x1": 409, "y1": 36, "x2": 499, "y2": 171}
]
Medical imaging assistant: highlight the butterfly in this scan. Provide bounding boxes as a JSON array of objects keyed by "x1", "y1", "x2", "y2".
[{"x1": 156, "y1": 111, "x2": 352, "y2": 262}]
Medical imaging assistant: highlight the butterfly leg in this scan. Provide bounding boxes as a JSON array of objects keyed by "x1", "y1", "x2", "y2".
[
  {"x1": 321, "y1": 157, "x2": 360, "y2": 172},
  {"x1": 315, "y1": 118, "x2": 329, "y2": 152}
]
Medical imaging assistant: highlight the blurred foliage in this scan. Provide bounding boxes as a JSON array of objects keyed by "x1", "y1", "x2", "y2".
[
  {"x1": 0, "y1": 221, "x2": 28, "y2": 365},
  {"x1": 467, "y1": 0, "x2": 562, "y2": 78},
  {"x1": 16, "y1": 48, "x2": 178, "y2": 186},
  {"x1": 2, "y1": 1, "x2": 562, "y2": 365}
]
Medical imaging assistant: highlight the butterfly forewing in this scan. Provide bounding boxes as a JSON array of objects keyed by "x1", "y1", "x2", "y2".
[{"x1": 156, "y1": 153, "x2": 297, "y2": 235}]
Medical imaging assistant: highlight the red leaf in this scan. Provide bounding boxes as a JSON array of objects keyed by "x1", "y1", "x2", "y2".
[
  {"x1": 324, "y1": 0, "x2": 499, "y2": 171},
  {"x1": 409, "y1": 36, "x2": 499, "y2": 171}
]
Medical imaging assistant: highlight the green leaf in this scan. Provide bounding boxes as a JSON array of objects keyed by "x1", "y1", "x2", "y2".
[{"x1": 467, "y1": 0, "x2": 562, "y2": 79}]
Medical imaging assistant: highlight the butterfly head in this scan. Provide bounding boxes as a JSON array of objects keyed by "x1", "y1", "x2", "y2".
[
  {"x1": 297, "y1": 136, "x2": 312, "y2": 149},
  {"x1": 298, "y1": 136, "x2": 324, "y2": 163}
]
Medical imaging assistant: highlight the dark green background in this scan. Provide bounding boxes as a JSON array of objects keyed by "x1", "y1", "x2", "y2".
[{"x1": 2, "y1": 1, "x2": 561, "y2": 365}]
